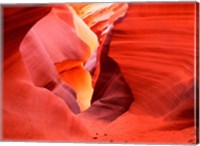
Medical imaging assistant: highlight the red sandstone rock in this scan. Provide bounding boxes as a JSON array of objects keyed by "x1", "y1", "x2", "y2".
[
  {"x1": 109, "y1": 3, "x2": 196, "y2": 116},
  {"x1": 19, "y1": 5, "x2": 98, "y2": 111},
  {"x1": 2, "y1": 2, "x2": 198, "y2": 144},
  {"x1": 3, "y1": 6, "x2": 90, "y2": 141}
]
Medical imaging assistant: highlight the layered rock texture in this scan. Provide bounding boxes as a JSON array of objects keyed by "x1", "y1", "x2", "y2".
[{"x1": 2, "y1": 2, "x2": 199, "y2": 144}]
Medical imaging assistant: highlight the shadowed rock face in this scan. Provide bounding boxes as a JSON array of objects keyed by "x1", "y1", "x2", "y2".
[
  {"x1": 109, "y1": 3, "x2": 196, "y2": 116},
  {"x1": 2, "y1": 2, "x2": 198, "y2": 144},
  {"x1": 105, "y1": 3, "x2": 197, "y2": 144},
  {"x1": 79, "y1": 25, "x2": 134, "y2": 123},
  {"x1": 3, "y1": 5, "x2": 90, "y2": 141},
  {"x1": 19, "y1": 5, "x2": 99, "y2": 112}
]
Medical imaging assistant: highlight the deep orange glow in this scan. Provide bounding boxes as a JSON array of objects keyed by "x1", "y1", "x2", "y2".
[{"x1": 2, "y1": 2, "x2": 199, "y2": 144}]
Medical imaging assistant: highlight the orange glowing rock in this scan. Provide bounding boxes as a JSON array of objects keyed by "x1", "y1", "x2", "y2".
[
  {"x1": 71, "y1": 3, "x2": 129, "y2": 87},
  {"x1": 20, "y1": 5, "x2": 99, "y2": 111},
  {"x1": 2, "y1": 2, "x2": 198, "y2": 144},
  {"x1": 3, "y1": 6, "x2": 90, "y2": 141},
  {"x1": 71, "y1": 3, "x2": 128, "y2": 38},
  {"x1": 55, "y1": 60, "x2": 93, "y2": 111}
]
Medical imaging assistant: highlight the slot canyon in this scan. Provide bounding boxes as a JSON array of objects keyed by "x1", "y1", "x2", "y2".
[{"x1": 2, "y1": 2, "x2": 199, "y2": 144}]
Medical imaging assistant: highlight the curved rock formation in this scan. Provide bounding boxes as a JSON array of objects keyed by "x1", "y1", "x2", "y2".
[
  {"x1": 3, "y1": 6, "x2": 90, "y2": 141},
  {"x1": 2, "y1": 2, "x2": 198, "y2": 144},
  {"x1": 109, "y1": 3, "x2": 196, "y2": 116},
  {"x1": 20, "y1": 5, "x2": 99, "y2": 111},
  {"x1": 73, "y1": 2, "x2": 198, "y2": 144}
]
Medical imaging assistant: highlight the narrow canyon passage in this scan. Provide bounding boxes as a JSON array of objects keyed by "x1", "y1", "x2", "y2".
[{"x1": 2, "y1": 2, "x2": 199, "y2": 144}]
